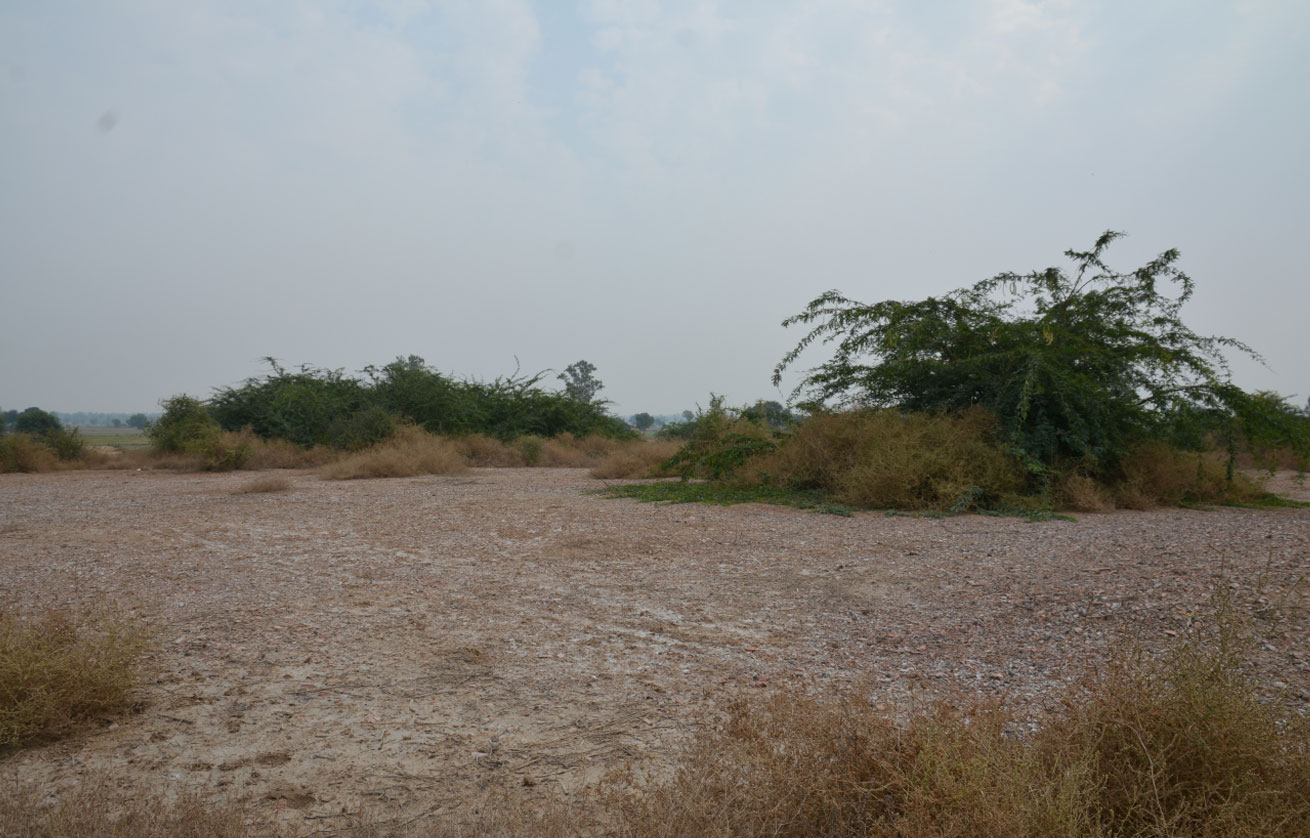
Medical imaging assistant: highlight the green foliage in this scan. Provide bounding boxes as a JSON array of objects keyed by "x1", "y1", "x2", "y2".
[
  {"x1": 739, "y1": 400, "x2": 797, "y2": 429},
  {"x1": 7, "y1": 408, "x2": 82, "y2": 461},
  {"x1": 324, "y1": 406, "x2": 396, "y2": 452},
  {"x1": 126, "y1": 413, "x2": 150, "y2": 430},
  {"x1": 41, "y1": 427, "x2": 85, "y2": 461},
  {"x1": 662, "y1": 396, "x2": 780, "y2": 480},
  {"x1": 558, "y1": 359, "x2": 603, "y2": 403},
  {"x1": 774, "y1": 232, "x2": 1283, "y2": 477},
  {"x1": 209, "y1": 359, "x2": 372, "y2": 449},
  {"x1": 205, "y1": 356, "x2": 633, "y2": 449},
  {"x1": 631, "y1": 412, "x2": 655, "y2": 431},
  {"x1": 15, "y1": 407, "x2": 61, "y2": 436}
]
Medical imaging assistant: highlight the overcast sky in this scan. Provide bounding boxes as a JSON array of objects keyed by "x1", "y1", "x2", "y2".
[{"x1": 2, "y1": 1, "x2": 1307, "y2": 416}]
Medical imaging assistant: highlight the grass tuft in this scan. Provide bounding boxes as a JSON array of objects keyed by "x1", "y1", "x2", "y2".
[
  {"x1": 231, "y1": 474, "x2": 292, "y2": 494},
  {"x1": 0, "y1": 607, "x2": 153, "y2": 748},
  {"x1": 320, "y1": 425, "x2": 468, "y2": 479}
]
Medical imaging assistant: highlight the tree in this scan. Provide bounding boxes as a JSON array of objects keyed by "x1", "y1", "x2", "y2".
[
  {"x1": 111, "y1": 418, "x2": 123, "y2": 428},
  {"x1": 15, "y1": 407, "x2": 62, "y2": 436},
  {"x1": 558, "y1": 360, "x2": 604, "y2": 403},
  {"x1": 773, "y1": 231, "x2": 1286, "y2": 474},
  {"x1": 631, "y1": 412, "x2": 655, "y2": 431},
  {"x1": 126, "y1": 413, "x2": 150, "y2": 430},
  {"x1": 682, "y1": 410, "x2": 695, "y2": 422}
]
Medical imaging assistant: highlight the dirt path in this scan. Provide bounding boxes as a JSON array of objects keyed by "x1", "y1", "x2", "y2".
[{"x1": 2, "y1": 468, "x2": 1307, "y2": 831}]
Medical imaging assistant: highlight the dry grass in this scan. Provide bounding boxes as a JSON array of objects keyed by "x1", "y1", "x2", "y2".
[
  {"x1": 0, "y1": 779, "x2": 264, "y2": 838},
  {"x1": 1052, "y1": 471, "x2": 1115, "y2": 512},
  {"x1": 1110, "y1": 441, "x2": 1259, "y2": 509},
  {"x1": 0, "y1": 433, "x2": 61, "y2": 473},
  {"x1": 746, "y1": 409, "x2": 1028, "y2": 511},
  {"x1": 244, "y1": 438, "x2": 337, "y2": 469},
  {"x1": 320, "y1": 425, "x2": 468, "y2": 480},
  {"x1": 455, "y1": 434, "x2": 525, "y2": 467},
  {"x1": 589, "y1": 440, "x2": 683, "y2": 479},
  {"x1": 231, "y1": 474, "x2": 292, "y2": 494},
  {"x1": 611, "y1": 607, "x2": 1310, "y2": 837},
  {"x1": 0, "y1": 607, "x2": 153, "y2": 747}
]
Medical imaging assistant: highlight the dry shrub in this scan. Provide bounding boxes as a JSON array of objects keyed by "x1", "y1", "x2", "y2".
[
  {"x1": 0, "y1": 607, "x2": 153, "y2": 747},
  {"x1": 540, "y1": 432, "x2": 626, "y2": 467},
  {"x1": 456, "y1": 434, "x2": 524, "y2": 467},
  {"x1": 0, "y1": 433, "x2": 60, "y2": 473},
  {"x1": 590, "y1": 440, "x2": 683, "y2": 479},
  {"x1": 232, "y1": 474, "x2": 292, "y2": 494},
  {"x1": 1052, "y1": 471, "x2": 1114, "y2": 512},
  {"x1": 0, "y1": 779, "x2": 264, "y2": 838},
  {"x1": 750, "y1": 409, "x2": 1027, "y2": 511},
  {"x1": 1111, "y1": 441, "x2": 1256, "y2": 509},
  {"x1": 614, "y1": 611, "x2": 1310, "y2": 838},
  {"x1": 244, "y1": 438, "x2": 336, "y2": 469},
  {"x1": 320, "y1": 425, "x2": 468, "y2": 479}
]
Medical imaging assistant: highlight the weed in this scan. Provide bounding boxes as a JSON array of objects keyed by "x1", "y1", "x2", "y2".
[{"x1": 0, "y1": 606, "x2": 153, "y2": 747}]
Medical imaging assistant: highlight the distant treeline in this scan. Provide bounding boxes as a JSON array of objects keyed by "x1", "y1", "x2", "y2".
[
  {"x1": 193, "y1": 356, "x2": 633, "y2": 450},
  {"x1": 53, "y1": 412, "x2": 157, "y2": 427}
]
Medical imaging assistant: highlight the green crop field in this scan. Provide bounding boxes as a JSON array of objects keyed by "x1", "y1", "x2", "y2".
[{"x1": 74, "y1": 426, "x2": 150, "y2": 449}]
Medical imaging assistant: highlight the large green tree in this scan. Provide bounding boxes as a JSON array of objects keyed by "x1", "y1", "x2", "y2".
[{"x1": 774, "y1": 232, "x2": 1303, "y2": 474}]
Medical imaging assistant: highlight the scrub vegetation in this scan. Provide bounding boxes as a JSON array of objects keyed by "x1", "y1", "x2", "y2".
[{"x1": 3, "y1": 594, "x2": 1305, "y2": 837}]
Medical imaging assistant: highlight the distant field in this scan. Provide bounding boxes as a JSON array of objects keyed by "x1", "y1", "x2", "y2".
[{"x1": 74, "y1": 426, "x2": 150, "y2": 449}]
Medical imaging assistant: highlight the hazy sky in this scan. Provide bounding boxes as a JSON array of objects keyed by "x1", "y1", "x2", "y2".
[{"x1": 2, "y1": 1, "x2": 1307, "y2": 416}]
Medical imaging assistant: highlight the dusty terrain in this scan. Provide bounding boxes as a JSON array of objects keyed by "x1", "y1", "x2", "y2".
[{"x1": 2, "y1": 467, "x2": 1308, "y2": 832}]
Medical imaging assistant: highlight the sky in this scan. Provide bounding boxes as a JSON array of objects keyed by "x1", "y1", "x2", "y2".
[{"x1": 2, "y1": 0, "x2": 1307, "y2": 416}]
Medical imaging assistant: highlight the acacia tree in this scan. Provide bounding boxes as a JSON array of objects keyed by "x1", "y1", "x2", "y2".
[
  {"x1": 774, "y1": 231, "x2": 1302, "y2": 474},
  {"x1": 558, "y1": 360, "x2": 604, "y2": 403}
]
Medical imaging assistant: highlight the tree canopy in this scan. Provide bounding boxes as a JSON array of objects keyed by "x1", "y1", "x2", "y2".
[{"x1": 774, "y1": 232, "x2": 1304, "y2": 474}]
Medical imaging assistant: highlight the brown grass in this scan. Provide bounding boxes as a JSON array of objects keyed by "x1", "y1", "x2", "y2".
[
  {"x1": 320, "y1": 425, "x2": 468, "y2": 479},
  {"x1": 1052, "y1": 471, "x2": 1115, "y2": 512},
  {"x1": 0, "y1": 433, "x2": 61, "y2": 473},
  {"x1": 455, "y1": 434, "x2": 525, "y2": 467},
  {"x1": 611, "y1": 605, "x2": 1310, "y2": 837},
  {"x1": 589, "y1": 440, "x2": 683, "y2": 479},
  {"x1": 746, "y1": 409, "x2": 1028, "y2": 511},
  {"x1": 0, "y1": 607, "x2": 153, "y2": 747},
  {"x1": 231, "y1": 474, "x2": 292, "y2": 494},
  {"x1": 1110, "y1": 441, "x2": 1259, "y2": 509},
  {"x1": 244, "y1": 438, "x2": 337, "y2": 469},
  {"x1": 0, "y1": 779, "x2": 263, "y2": 838}
]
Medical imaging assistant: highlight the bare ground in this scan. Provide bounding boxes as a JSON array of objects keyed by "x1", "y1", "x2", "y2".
[{"x1": 1, "y1": 468, "x2": 1307, "y2": 832}]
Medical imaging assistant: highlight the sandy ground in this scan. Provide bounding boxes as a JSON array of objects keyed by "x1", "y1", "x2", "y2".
[{"x1": 1, "y1": 467, "x2": 1307, "y2": 832}]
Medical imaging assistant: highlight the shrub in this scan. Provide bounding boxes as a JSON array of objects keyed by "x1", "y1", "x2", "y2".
[
  {"x1": 148, "y1": 395, "x2": 220, "y2": 454},
  {"x1": 774, "y1": 232, "x2": 1301, "y2": 480},
  {"x1": 662, "y1": 396, "x2": 780, "y2": 480},
  {"x1": 0, "y1": 606, "x2": 153, "y2": 747},
  {"x1": 748, "y1": 408, "x2": 1029, "y2": 511},
  {"x1": 0, "y1": 433, "x2": 59, "y2": 473},
  {"x1": 320, "y1": 425, "x2": 468, "y2": 479},
  {"x1": 324, "y1": 405, "x2": 397, "y2": 451},
  {"x1": 42, "y1": 426, "x2": 86, "y2": 461}
]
